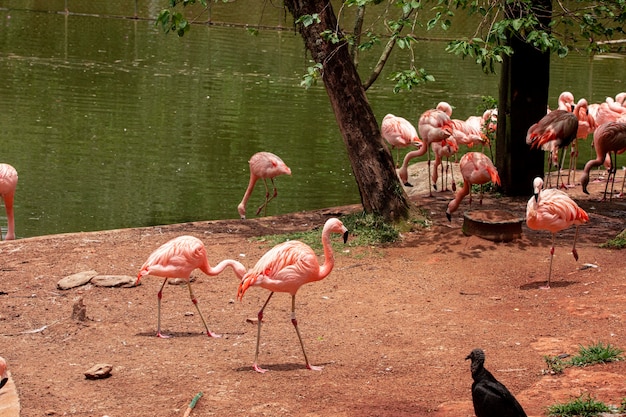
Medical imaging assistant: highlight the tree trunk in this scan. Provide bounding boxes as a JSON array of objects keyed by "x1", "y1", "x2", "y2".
[
  {"x1": 284, "y1": 0, "x2": 410, "y2": 222},
  {"x1": 496, "y1": 0, "x2": 552, "y2": 196}
]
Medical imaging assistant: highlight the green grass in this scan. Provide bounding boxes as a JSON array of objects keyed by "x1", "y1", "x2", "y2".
[
  {"x1": 600, "y1": 229, "x2": 626, "y2": 249},
  {"x1": 544, "y1": 342, "x2": 624, "y2": 374},
  {"x1": 547, "y1": 394, "x2": 613, "y2": 417}
]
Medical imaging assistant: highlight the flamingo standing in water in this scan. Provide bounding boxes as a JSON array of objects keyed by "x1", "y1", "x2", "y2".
[
  {"x1": 526, "y1": 110, "x2": 578, "y2": 188},
  {"x1": 398, "y1": 103, "x2": 454, "y2": 194},
  {"x1": 381, "y1": 114, "x2": 422, "y2": 167},
  {"x1": 0, "y1": 163, "x2": 18, "y2": 241},
  {"x1": 137, "y1": 235, "x2": 247, "y2": 338},
  {"x1": 238, "y1": 152, "x2": 291, "y2": 219},
  {"x1": 237, "y1": 218, "x2": 349, "y2": 373},
  {"x1": 526, "y1": 177, "x2": 589, "y2": 289},
  {"x1": 0, "y1": 356, "x2": 8, "y2": 390},
  {"x1": 580, "y1": 121, "x2": 626, "y2": 200},
  {"x1": 445, "y1": 152, "x2": 500, "y2": 221}
]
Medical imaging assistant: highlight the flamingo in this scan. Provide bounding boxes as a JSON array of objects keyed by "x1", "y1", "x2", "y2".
[
  {"x1": 567, "y1": 98, "x2": 597, "y2": 184},
  {"x1": 446, "y1": 152, "x2": 500, "y2": 221},
  {"x1": 431, "y1": 137, "x2": 459, "y2": 192},
  {"x1": 0, "y1": 356, "x2": 7, "y2": 390},
  {"x1": 381, "y1": 114, "x2": 422, "y2": 167},
  {"x1": 238, "y1": 152, "x2": 291, "y2": 220},
  {"x1": 137, "y1": 235, "x2": 247, "y2": 338},
  {"x1": 398, "y1": 103, "x2": 453, "y2": 193},
  {"x1": 526, "y1": 177, "x2": 589, "y2": 289},
  {"x1": 557, "y1": 91, "x2": 575, "y2": 112},
  {"x1": 580, "y1": 121, "x2": 626, "y2": 201},
  {"x1": 526, "y1": 110, "x2": 578, "y2": 188},
  {"x1": 237, "y1": 217, "x2": 349, "y2": 373},
  {"x1": 0, "y1": 164, "x2": 18, "y2": 241}
]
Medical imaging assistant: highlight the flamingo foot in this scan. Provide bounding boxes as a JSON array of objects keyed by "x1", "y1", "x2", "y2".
[
  {"x1": 156, "y1": 331, "x2": 172, "y2": 339},
  {"x1": 306, "y1": 364, "x2": 323, "y2": 371},
  {"x1": 572, "y1": 249, "x2": 579, "y2": 262},
  {"x1": 207, "y1": 331, "x2": 222, "y2": 338},
  {"x1": 253, "y1": 363, "x2": 268, "y2": 373}
]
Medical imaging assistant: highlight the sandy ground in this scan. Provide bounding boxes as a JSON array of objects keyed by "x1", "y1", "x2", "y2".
[{"x1": 0, "y1": 163, "x2": 625, "y2": 417}]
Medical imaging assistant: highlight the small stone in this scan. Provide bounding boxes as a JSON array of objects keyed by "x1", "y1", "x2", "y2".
[
  {"x1": 72, "y1": 298, "x2": 87, "y2": 321},
  {"x1": 84, "y1": 363, "x2": 113, "y2": 380},
  {"x1": 90, "y1": 275, "x2": 136, "y2": 288},
  {"x1": 57, "y1": 270, "x2": 98, "y2": 290}
]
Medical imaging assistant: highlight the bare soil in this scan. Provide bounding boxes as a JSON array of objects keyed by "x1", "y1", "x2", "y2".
[{"x1": 1, "y1": 165, "x2": 625, "y2": 417}]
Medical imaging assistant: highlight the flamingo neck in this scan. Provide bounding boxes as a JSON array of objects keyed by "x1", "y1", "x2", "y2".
[
  {"x1": 204, "y1": 259, "x2": 246, "y2": 279},
  {"x1": 317, "y1": 231, "x2": 336, "y2": 280}
]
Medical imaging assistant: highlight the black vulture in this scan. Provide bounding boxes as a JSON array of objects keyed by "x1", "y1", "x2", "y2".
[{"x1": 466, "y1": 348, "x2": 528, "y2": 417}]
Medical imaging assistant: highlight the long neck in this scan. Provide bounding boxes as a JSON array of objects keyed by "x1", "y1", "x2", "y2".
[
  {"x1": 203, "y1": 259, "x2": 246, "y2": 279},
  {"x1": 447, "y1": 180, "x2": 470, "y2": 214},
  {"x1": 239, "y1": 175, "x2": 259, "y2": 210},
  {"x1": 317, "y1": 229, "x2": 336, "y2": 280}
]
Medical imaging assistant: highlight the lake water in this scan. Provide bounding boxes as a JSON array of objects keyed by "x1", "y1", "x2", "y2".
[{"x1": 0, "y1": 2, "x2": 624, "y2": 238}]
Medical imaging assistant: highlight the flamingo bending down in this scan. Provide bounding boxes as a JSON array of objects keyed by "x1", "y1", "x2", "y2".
[
  {"x1": 431, "y1": 137, "x2": 459, "y2": 192},
  {"x1": 0, "y1": 356, "x2": 7, "y2": 390},
  {"x1": 446, "y1": 152, "x2": 500, "y2": 221},
  {"x1": 381, "y1": 114, "x2": 422, "y2": 167},
  {"x1": 398, "y1": 103, "x2": 453, "y2": 193},
  {"x1": 238, "y1": 152, "x2": 291, "y2": 219},
  {"x1": 580, "y1": 121, "x2": 626, "y2": 200},
  {"x1": 526, "y1": 110, "x2": 578, "y2": 188},
  {"x1": 526, "y1": 177, "x2": 589, "y2": 289},
  {"x1": 137, "y1": 235, "x2": 247, "y2": 338},
  {"x1": 0, "y1": 163, "x2": 18, "y2": 241},
  {"x1": 237, "y1": 218, "x2": 349, "y2": 373}
]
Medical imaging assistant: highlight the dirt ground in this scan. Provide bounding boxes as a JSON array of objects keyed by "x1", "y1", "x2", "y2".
[{"x1": 1, "y1": 164, "x2": 625, "y2": 417}]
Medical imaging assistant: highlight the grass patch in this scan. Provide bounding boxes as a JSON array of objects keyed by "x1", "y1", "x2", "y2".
[
  {"x1": 600, "y1": 229, "x2": 626, "y2": 249},
  {"x1": 544, "y1": 342, "x2": 624, "y2": 374},
  {"x1": 547, "y1": 394, "x2": 613, "y2": 417}
]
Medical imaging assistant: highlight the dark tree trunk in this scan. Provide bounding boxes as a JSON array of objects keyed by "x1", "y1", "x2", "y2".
[
  {"x1": 284, "y1": 0, "x2": 410, "y2": 222},
  {"x1": 496, "y1": 0, "x2": 552, "y2": 196}
]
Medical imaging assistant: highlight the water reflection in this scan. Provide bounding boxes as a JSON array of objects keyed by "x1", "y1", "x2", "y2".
[{"x1": 0, "y1": 5, "x2": 624, "y2": 238}]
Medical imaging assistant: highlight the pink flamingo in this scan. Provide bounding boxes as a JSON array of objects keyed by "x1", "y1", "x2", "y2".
[
  {"x1": 0, "y1": 356, "x2": 7, "y2": 390},
  {"x1": 237, "y1": 217, "x2": 348, "y2": 373},
  {"x1": 445, "y1": 152, "x2": 500, "y2": 221},
  {"x1": 557, "y1": 91, "x2": 575, "y2": 112},
  {"x1": 580, "y1": 121, "x2": 626, "y2": 200},
  {"x1": 526, "y1": 109, "x2": 578, "y2": 188},
  {"x1": 381, "y1": 114, "x2": 422, "y2": 167},
  {"x1": 0, "y1": 163, "x2": 18, "y2": 241},
  {"x1": 137, "y1": 235, "x2": 247, "y2": 338},
  {"x1": 238, "y1": 152, "x2": 291, "y2": 220},
  {"x1": 398, "y1": 103, "x2": 453, "y2": 194},
  {"x1": 431, "y1": 137, "x2": 459, "y2": 192},
  {"x1": 567, "y1": 98, "x2": 597, "y2": 184},
  {"x1": 526, "y1": 177, "x2": 589, "y2": 289}
]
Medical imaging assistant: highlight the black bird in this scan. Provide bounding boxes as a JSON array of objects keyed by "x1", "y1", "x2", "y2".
[{"x1": 466, "y1": 348, "x2": 528, "y2": 417}]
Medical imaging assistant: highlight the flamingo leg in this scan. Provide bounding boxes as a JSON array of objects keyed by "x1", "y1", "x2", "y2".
[
  {"x1": 557, "y1": 148, "x2": 568, "y2": 189},
  {"x1": 253, "y1": 291, "x2": 274, "y2": 373},
  {"x1": 186, "y1": 281, "x2": 220, "y2": 338},
  {"x1": 290, "y1": 295, "x2": 322, "y2": 371},
  {"x1": 156, "y1": 278, "x2": 171, "y2": 338},
  {"x1": 256, "y1": 179, "x2": 279, "y2": 216},
  {"x1": 608, "y1": 152, "x2": 617, "y2": 201},
  {"x1": 450, "y1": 159, "x2": 457, "y2": 192},
  {"x1": 427, "y1": 147, "x2": 433, "y2": 197},
  {"x1": 571, "y1": 226, "x2": 580, "y2": 261},
  {"x1": 541, "y1": 233, "x2": 557, "y2": 290}
]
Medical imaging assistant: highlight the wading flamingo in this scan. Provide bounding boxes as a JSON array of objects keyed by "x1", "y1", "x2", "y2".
[
  {"x1": 237, "y1": 217, "x2": 349, "y2": 373},
  {"x1": 238, "y1": 152, "x2": 291, "y2": 219},
  {"x1": 526, "y1": 110, "x2": 578, "y2": 188},
  {"x1": 580, "y1": 121, "x2": 626, "y2": 200},
  {"x1": 381, "y1": 113, "x2": 422, "y2": 167},
  {"x1": 526, "y1": 177, "x2": 589, "y2": 289},
  {"x1": 137, "y1": 235, "x2": 247, "y2": 338},
  {"x1": 0, "y1": 356, "x2": 7, "y2": 390},
  {"x1": 466, "y1": 349, "x2": 528, "y2": 417},
  {"x1": 446, "y1": 152, "x2": 500, "y2": 221},
  {"x1": 0, "y1": 163, "x2": 18, "y2": 241},
  {"x1": 398, "y1": 103, "x2": 453, "y2": 193}
]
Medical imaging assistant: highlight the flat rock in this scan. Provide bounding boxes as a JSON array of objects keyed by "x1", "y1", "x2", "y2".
[
  {"x1": 84, "y1": 364, "x2": 112, "y2": 380},
  {"x1": 57, "y1": 270, "x2": 98, "y2": 290},
  {"x1": 90, "y1": 275, "x2": 136, "y2": 288}
]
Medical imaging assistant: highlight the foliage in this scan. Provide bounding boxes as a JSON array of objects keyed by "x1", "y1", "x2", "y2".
[
  {"x1": 600, "y1": 229, "x2": 626, "y2": 249},
  {"x1": 543, "y1": 342, "x2": 624, "y2": 374},
  {"x1": 255, "y1": 212, "x2": 401, "y2": 251},
  {"x1": 547, "y1": 394, "x2": 613, "y2": 417}
]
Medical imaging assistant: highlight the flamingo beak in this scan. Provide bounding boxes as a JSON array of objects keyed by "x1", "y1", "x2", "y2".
[
  {"x1": 534, "y1": 192, "x2": 539, "y2": 202},
  {"x1": 0, "y1": 378, "x2": 7, "y2": 390},
  {"x1": 342, "y1": 231, "x2": 349, "y2": 244}
]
